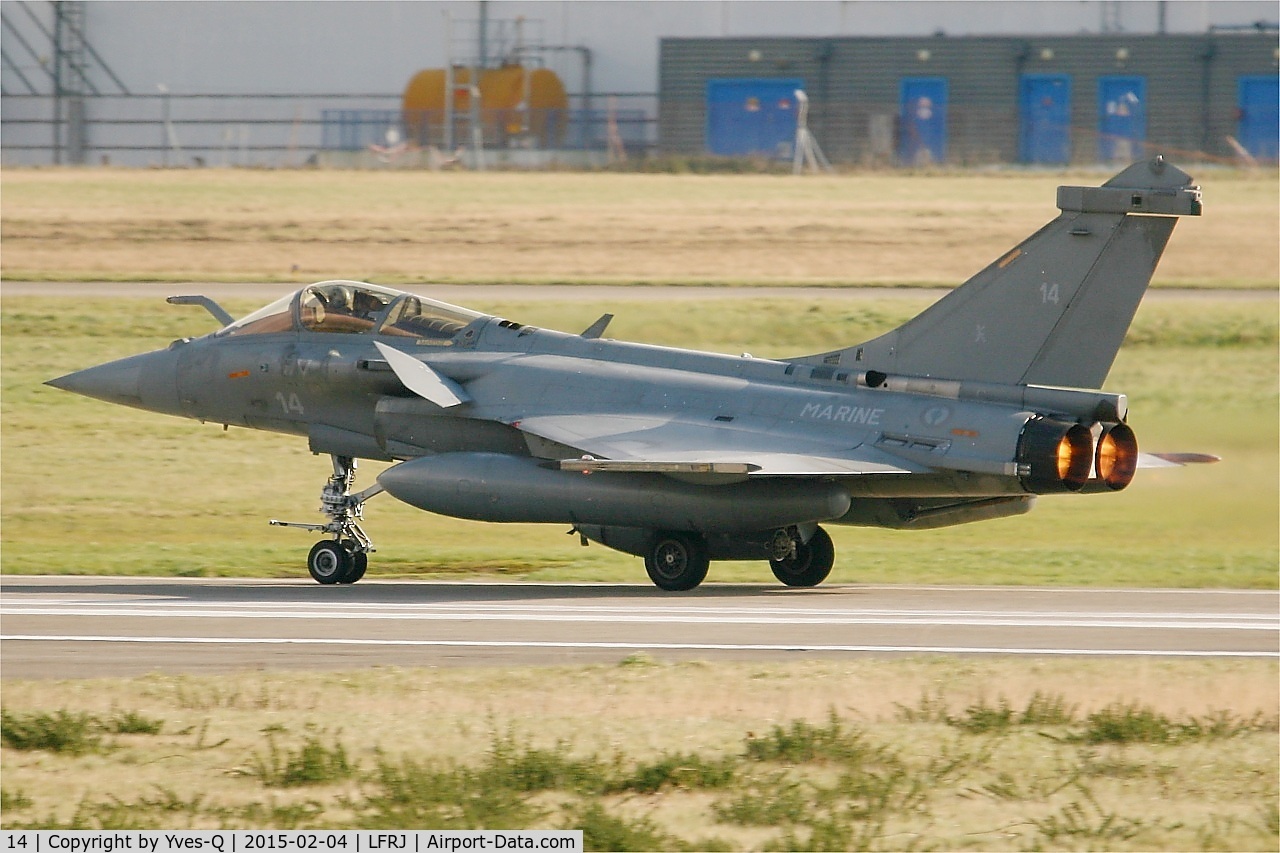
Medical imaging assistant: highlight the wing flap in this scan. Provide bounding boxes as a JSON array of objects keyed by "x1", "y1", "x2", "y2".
[{"x1": 556, "y1": 459, "x2": 756, "y2": 475}]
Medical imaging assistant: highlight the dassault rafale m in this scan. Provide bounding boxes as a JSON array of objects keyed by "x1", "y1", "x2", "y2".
[{"x1": 49, "y1": 157, "x2": 1214, "y2": 591}]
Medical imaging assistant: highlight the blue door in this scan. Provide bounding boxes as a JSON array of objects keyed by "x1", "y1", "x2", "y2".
[
  {"x1": 1238, "y1": 76, "x2": 1279, "y2": 162},
  {"x1": 899, "y1": 78, "x2": 948, "y2": 165},
  {"x1": 1098, "y1": 76, "x2": 1146, "y2": 163},
  {"x1": 1019, "y1": 74, "x2": 1071, "y2": 164},
  {"x1": 706, "y1": 78, "x2": 804, "y2": 158}
]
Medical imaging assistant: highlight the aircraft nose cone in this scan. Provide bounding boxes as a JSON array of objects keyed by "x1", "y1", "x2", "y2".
[
  {"x1": 46, "y1": 348, "x2": 181, "y2": 414},
  {"x1": 48, "y1": 358, "x2": 143, "y2": 405}
]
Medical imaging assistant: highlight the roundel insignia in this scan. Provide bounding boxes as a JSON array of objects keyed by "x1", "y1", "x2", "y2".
[{"x1": 922, "y1": 406, "x2": 951, "y2": 427}]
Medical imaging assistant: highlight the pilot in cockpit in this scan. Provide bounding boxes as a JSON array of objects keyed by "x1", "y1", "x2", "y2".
[{"x1": 352, "y1": 290, "x2": 385, "y2": 321}]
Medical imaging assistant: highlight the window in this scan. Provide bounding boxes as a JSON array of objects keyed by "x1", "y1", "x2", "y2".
[
  {"x1": 377, "y1": 295, "x2": 484, "y2": 344},
  {"x1": 217, "y1": 292, "x2": 295, "y2": 337}
]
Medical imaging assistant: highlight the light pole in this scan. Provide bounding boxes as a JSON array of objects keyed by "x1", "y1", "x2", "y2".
[{"x1": 158, "y1": 83, "x2": 170, "y2": 167}]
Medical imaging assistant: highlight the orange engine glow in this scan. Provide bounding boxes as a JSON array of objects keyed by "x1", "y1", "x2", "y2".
[
  {"x1": 1056, "y1": 435, "x2": 1076, "y2": 478},
  {"x1": 1018, "y1": 417, "x2": 1096, "y2": 493},
  {"x1": 1056, "y1": 424, "x2": 1094, "y2": 490},
  {"x1": 1095, "y1": 423, "x2": 1139, "y2": 490}
]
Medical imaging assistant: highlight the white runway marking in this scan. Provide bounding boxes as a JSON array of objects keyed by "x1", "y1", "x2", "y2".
[
  {"x1": 4, "y1": 634, "x2": 1277, "y2": 658},
  {"x1": 2, "y1": 601, "x2": 1275, "y2": 631}
]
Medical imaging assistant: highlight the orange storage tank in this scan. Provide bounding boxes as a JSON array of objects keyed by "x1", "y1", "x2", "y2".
[{"x1": 402, "y1": 66, "x2": 568, "y2": 147}]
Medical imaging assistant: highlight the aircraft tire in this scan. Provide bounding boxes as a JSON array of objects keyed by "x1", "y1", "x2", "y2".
[
  {"x1": 645, "y1": 532, "x2": 710, "y2": 591},
  {"x1": 341, "y1": 547, "x2": 368, "y2": 584},
  {"x1": 308, "y1": 540, "x2": 351, "y2": 585},
  {"x1": 769, "y1": 526, "x2": 835, "y2": 587}
]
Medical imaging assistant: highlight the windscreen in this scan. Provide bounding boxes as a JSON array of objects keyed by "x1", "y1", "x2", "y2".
[
  {"x1": 217, "y1": 292, "x2": 296, "y2": 337},
  {"x1": 213, "y1": 282, "x2": 483, "y2": 341}
]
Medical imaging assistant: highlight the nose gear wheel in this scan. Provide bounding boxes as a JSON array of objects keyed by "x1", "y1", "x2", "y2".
[
  {"x1": 308, "y1": 540, "x2": 351, "y2": 584},
  {"x1": 271, "y1": 455, "x2": 382, "y2": 584}
]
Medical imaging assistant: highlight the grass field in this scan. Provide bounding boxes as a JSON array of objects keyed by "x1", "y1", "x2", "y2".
[{"x1": 2, "y1": 167, "x2": 1277, "y2": 288}]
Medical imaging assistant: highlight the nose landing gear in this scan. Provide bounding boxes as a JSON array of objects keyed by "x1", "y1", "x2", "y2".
[{"x1": 271, "y1": 455, "x2": 382, "y2": 584}]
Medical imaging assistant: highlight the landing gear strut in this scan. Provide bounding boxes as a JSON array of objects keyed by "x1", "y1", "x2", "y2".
[{"x1": 271, "y1": 455, "x2": 382, "y2": 584}]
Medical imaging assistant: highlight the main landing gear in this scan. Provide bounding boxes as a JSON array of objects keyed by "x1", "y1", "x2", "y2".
[
  {"x1": 767, "y1": 526, "x2": 835, "y2": 588},
  {"x1": 271, "y1": 455, "x2": 383, "y2": 585},
  {"x1": 640, "y1": 525, "x2": 836, "y2": 591},
  {"x1": 644, "y1": 531, "x2": 710, "y2": 592}
]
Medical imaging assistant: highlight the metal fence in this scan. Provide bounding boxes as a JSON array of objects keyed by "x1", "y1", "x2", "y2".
[
  {"x1": 0, "y1": 92, "x2": 657, "y2": 167},
  {"x1": 320, "y1": 107, "x2": 651, "y2": 153},
  {"x1": 10, "y1": 88, "x2": 1263, "y2": 169}
]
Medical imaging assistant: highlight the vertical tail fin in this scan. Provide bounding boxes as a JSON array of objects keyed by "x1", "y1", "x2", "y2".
[{"x1": 798, "y1": 157, "x2": 1202, "y2": 389}]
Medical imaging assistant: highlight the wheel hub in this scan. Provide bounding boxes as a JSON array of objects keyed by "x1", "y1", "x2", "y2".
[
  {"x1": 656, "y1": 542, "x2": 686, "y2": 575},
  {"x1": 314, "y1": 550, "x2": 341, "y2": 575},
  {"x1": 769, "y1": 528, "x2": 798, "y2": 562}
]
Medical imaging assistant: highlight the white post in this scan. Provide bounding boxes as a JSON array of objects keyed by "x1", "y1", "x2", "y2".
[
  {"x1": 792, "y1": 89, "x2": 832, "y2": 175},
  {"x1": 792, "y1": 89, "x2": 808, "y2": 175}
]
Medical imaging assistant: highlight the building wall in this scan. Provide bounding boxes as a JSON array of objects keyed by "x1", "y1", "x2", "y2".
[{"x1": 659, "y1": 33, "x2": 1279, "y2": 164}]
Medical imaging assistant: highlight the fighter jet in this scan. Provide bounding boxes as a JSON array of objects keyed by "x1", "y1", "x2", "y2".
[{"x1": 48, "y1": 157, "x2": 1213, "y2": 590}]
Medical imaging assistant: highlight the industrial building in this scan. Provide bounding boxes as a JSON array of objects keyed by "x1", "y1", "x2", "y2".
[
  {"x1": 2, "y1": 1, "x2": 1276, "y2": 166},
  {"x1": 660, "y1": 31, "x2": 1279, "y2": 165}
]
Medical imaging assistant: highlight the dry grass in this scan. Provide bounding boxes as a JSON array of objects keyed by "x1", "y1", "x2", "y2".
[
  {"x1": 6, "y1": 656, "x2": 1259, "y2": 745},
  {"x1": 2, "y1": 168, "x2": 1276, "y2": 287},
  {"x1": 2, "y1": 657, "x2": 1276, "y2": 846}
]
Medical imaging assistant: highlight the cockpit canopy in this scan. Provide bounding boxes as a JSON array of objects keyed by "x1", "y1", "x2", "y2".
[{"x1": 218, "y1": 281, "x2": 488, "y2": 345}]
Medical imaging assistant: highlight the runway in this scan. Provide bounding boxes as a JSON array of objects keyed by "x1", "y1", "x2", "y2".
[{"x1": 2, "y1": 576, "x2": 1275, "y2": 678}]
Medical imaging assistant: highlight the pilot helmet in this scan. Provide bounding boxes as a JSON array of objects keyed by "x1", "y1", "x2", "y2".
[{"x1": 322, "y1": 284, "x2": 353, "y2": 312}]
